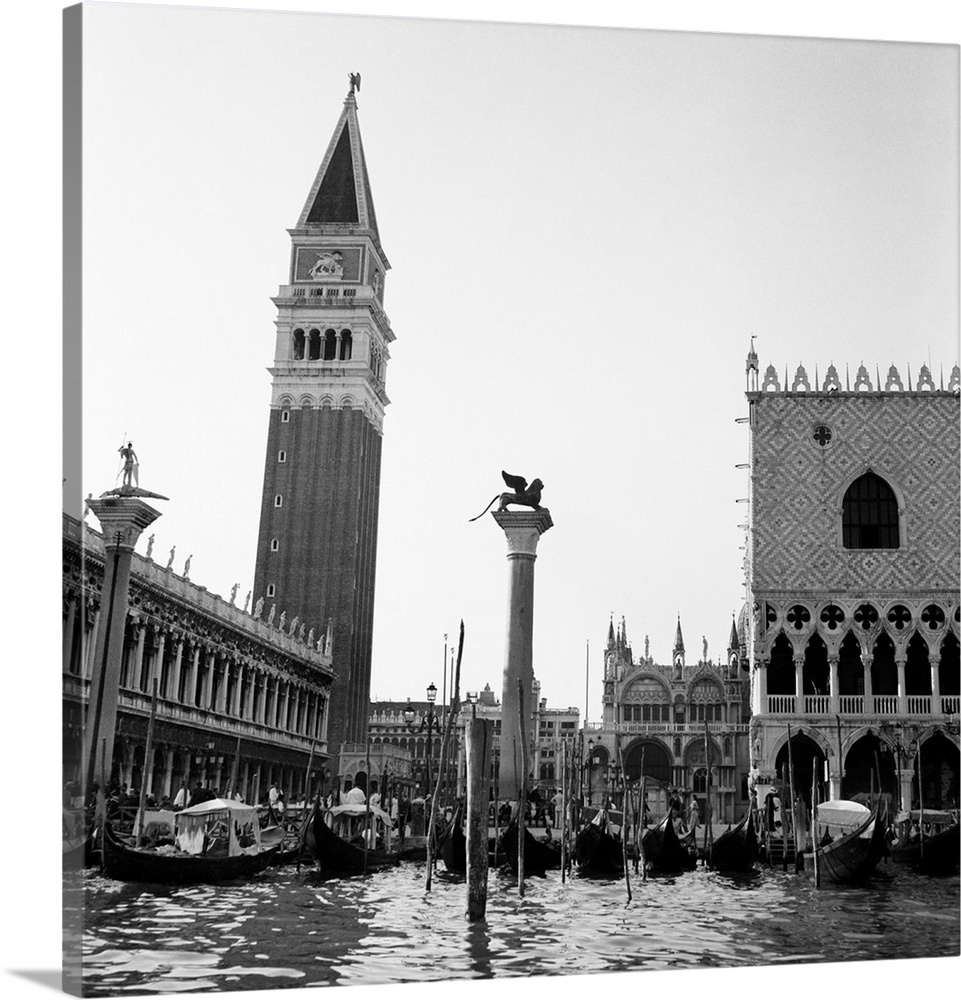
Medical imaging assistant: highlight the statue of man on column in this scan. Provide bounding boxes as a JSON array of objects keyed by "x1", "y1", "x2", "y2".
[{"x1": 119, "y1": 441, "x2": 139, "y2": 488}]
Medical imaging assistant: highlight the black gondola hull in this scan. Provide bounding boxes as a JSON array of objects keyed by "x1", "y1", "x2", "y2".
[
  {"x1": 574, "y1": 821, "x2": 623, "y2": 877},
  {"x1": 642, "y1": 813, "x2": 697, "y2": 874},
  {"x1": 102, "y1": 823, "x2": 279, "y2": 885},
  {"x1": 801, "y1": 803, "x2": 888, "y2": 884},
  {"x1": 708, "y1": 811, "x2": 759, "y2": 872},
  {"x1": 890, "y1": 823, "x2": 959, "y2": 875}
]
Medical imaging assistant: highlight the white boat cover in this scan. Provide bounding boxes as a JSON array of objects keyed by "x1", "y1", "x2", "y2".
[
  {"x1": 816, "y1": 799, "x2": 871, "y2": 834},
  {"x1": 174, "y1": 798, "x2": 262, "y2": 856},
  {"x1": 328, "y1": 803, "x2": 392, "y2": 826}
]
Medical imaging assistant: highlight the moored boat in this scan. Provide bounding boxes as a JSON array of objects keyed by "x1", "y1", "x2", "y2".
[
  {"x1": 801, "y1": 799, "x2": 888, "y2": 884},
  {"x1": 496, "y1": 815, "x2": 561, "y2": 874},
  {"x1": 641, "y1": 811, "x2": 697, "y2": 874},
  {"x1": 574, "y1": 811, "x2": 623, "y2": 877},
  {"x1": 307, "y1": 799, "x2": 400, "y2": 875},
  {"x1": 436, "y1": 805, "x2": 467, "y2": 873},
  {"x1": 889, "y1": 809, "x2": 959, "y2": 875},
  {"x1": 708, "y1": 809, "x2": 759, "y2": 872},
  {"x1": 101, "y1": 798, "x2": 280, "y2": 884}
]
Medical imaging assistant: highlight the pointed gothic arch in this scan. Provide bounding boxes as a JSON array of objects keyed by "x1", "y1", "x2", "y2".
[{"x1": 840, "y1": 470, "x2": 901, "y2": 549}]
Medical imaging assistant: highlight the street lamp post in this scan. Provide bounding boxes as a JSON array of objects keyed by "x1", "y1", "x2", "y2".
[{"x1": 404, "y1": 683, "x2": 441, "y2": 802}]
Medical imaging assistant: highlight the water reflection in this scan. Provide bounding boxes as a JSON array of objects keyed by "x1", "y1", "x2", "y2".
[{"x1": 79, "y1": 862, "x2": 959, "y2": 995}]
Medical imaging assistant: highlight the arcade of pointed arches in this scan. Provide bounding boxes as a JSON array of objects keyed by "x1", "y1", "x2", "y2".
[{"x1": 757, "y1": 599, "x2": 960, "y2": 708}]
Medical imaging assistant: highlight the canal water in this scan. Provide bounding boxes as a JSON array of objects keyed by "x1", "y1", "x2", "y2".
[{"x1": 75, "y1": 861, "x2": 958, "y2": 995}]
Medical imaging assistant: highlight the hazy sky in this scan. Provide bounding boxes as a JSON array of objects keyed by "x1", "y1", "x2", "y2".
[{"x1": 71, "y1": 3, "x2": 959, "y2": 723}]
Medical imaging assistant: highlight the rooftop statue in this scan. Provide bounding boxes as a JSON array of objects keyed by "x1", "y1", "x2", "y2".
[
  {"x1": 349, "y1": 71, "x2": 361, "y2": 94},
  {"x1": 469, "y1": 470, "x2": 545, "y2": 522},
  {"x1": 101, "y1": 442, "x2": 169, "y2": 501}
]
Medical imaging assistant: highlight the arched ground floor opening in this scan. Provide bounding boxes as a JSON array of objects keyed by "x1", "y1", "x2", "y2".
[
  {"x1": 914, "y1": 733, "x2": 960, "y2": 811},
  {"x1": 774, "y1": 732, "x2": 827, "y2": 809},
  {"x1": 623, "y1": 739, "x2": 673, "y2": 819},
  {"x1": 843, "y1": 732, "x2": 898, "y2": 808}
]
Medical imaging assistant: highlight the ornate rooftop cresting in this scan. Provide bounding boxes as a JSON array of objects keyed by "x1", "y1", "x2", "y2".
[{"x1": 747, "y1": 360, "x2": 960, "y2": 395}]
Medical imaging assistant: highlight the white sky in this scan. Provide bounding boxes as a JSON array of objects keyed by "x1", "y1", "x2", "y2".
[
  {"x1": 71, "y1": 3, "x2": 958, "y2": 724},
  {"x1": 3, "y1": 5, "x2": 960, "y2": 997}
]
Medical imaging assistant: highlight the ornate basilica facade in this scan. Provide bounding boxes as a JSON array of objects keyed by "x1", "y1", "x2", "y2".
[
  {"x1": 742, "y1": 351, "x2": 961, "y2": 812},
  {"x1": 584, "y1": 617, "x2": 752, "y2": 825}
]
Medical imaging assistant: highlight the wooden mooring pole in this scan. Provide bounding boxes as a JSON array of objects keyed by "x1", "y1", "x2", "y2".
[
  {"x1": 516, "y1": 678, "x2": 528, "y2": 896},
  {"x1": 466, "y1": 713, "x2": 493, "y2": 921}
]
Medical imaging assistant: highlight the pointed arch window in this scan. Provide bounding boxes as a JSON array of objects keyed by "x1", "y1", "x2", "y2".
[{"x1": 842, "y1": 472, "x2": 899, "y2": 549}]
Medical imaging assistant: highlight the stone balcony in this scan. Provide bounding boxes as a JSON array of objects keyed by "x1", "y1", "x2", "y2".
[
  {"x1": 763, "y1": 694, "x2": 960, "y2": 717},
  {"x1": 583, "y1": 721, "x2": 750, "y2": 736}
]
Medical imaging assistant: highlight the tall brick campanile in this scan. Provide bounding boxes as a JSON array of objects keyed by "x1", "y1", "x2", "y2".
[{"x1": 253, "y1": 85, "x2": 394, "y2": 769}]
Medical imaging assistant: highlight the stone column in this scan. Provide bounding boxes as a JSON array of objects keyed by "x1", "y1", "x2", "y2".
[
  {"x1": 896, "y1": 656, "x2": 907, "y2": 715},
  {"x1": 828, "y1": 656, "x2": 840, "y2": 714},
  {"x1": 82, "y1": 496, "x2": 162, "y2": 790},
  {"x1": 861, "y1": 653, "x2": 873, "y2": 712},
  {"x1": 320, "y1": 696, "x2": 329, "y2": 744},
  {"x1": 168, "y1": 637, "x2": 185, "y2": 702},
  {"x1": 202, "y1": 652, "x2": 216, "y2": 709},
  {"x1": 83, "y1": 605, "x2": 100, "y2": 679},
  {"x1": 184, "y1": 646, "x2": 200, "y2": 706},
  {"x1": 231, "y1": 664, "x2": 244, "y2": 716},
  {"x1": 215, "y1": 659, "x2": 229, "y2": 714},
  {"x1": 63, "y1": 595, "x2": 78, "y2": 674},
  {"x1": 127, "y1": 622, "x2": 146, "y2": 691},
  {"x1": 162, "y1": 749, "x2": 175, "y2": 798},
  {"x1": 492, "y1": 508, "x2": 553, "y2": 801},
  {"x1": 930, "y1": 656, "x2": 941, "y2": 714},
  {"x1": 755, "y1": 658, "x2": 768, "y2": 714},
  {"x1": 150, "y1": 629, "x2": 167, "y2": 693},
  {"x1": 794, "y1": 655, "x2": 805, "y2": 708}
]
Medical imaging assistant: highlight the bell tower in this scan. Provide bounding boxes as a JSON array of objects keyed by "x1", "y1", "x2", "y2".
[{"x1": 253, "y1": 82, "x2": 394, "y2": 765}]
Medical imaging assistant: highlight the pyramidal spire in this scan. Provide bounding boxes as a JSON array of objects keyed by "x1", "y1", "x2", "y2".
[
  {"x1": 728, "y1": 614, "x2": 739, "y2": 650},
  {"x1": 297, "y1": 85, "x2": 380, "y2": 238},
  {"x1": 673, "y1": 615, "x2": 685, "y2": 654}
]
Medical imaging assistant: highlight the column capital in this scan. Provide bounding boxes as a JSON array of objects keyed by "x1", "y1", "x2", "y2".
[
  {"x1": 492, "y1": 508, "x2": 554, "y2": 556},
  {"x1": 87, "y1": 496, "x2": 162, "y2": 550}
]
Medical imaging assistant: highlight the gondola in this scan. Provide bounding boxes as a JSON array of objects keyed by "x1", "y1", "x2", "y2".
[
  {"x1": 573, "y1": 811, "x2": 623, "y2": 877},
  {"x1": 708, "y1": 809, "x2": 759, "y2": 872},
  {"x1": 496, "y1": 815, "x2": 561, "y2": 874},
  {"x1": 801, "y1": 800, "x2": 888, "y2": 884},
  {"x1": 641, "y1": 811, "x2": 697, "y2": 874},
  {"x1": 101, "y1": 798, "x2": 280, "y2": 885},
  {"x1": 436, "y1": 805, "x2": 467, "y2": 873},
  {"x1": 889, "y1": 810, "x2": 959, "y2": 875},
  {"x1": 307, "y1": 799, "x2": 400, "y2": 875}
]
